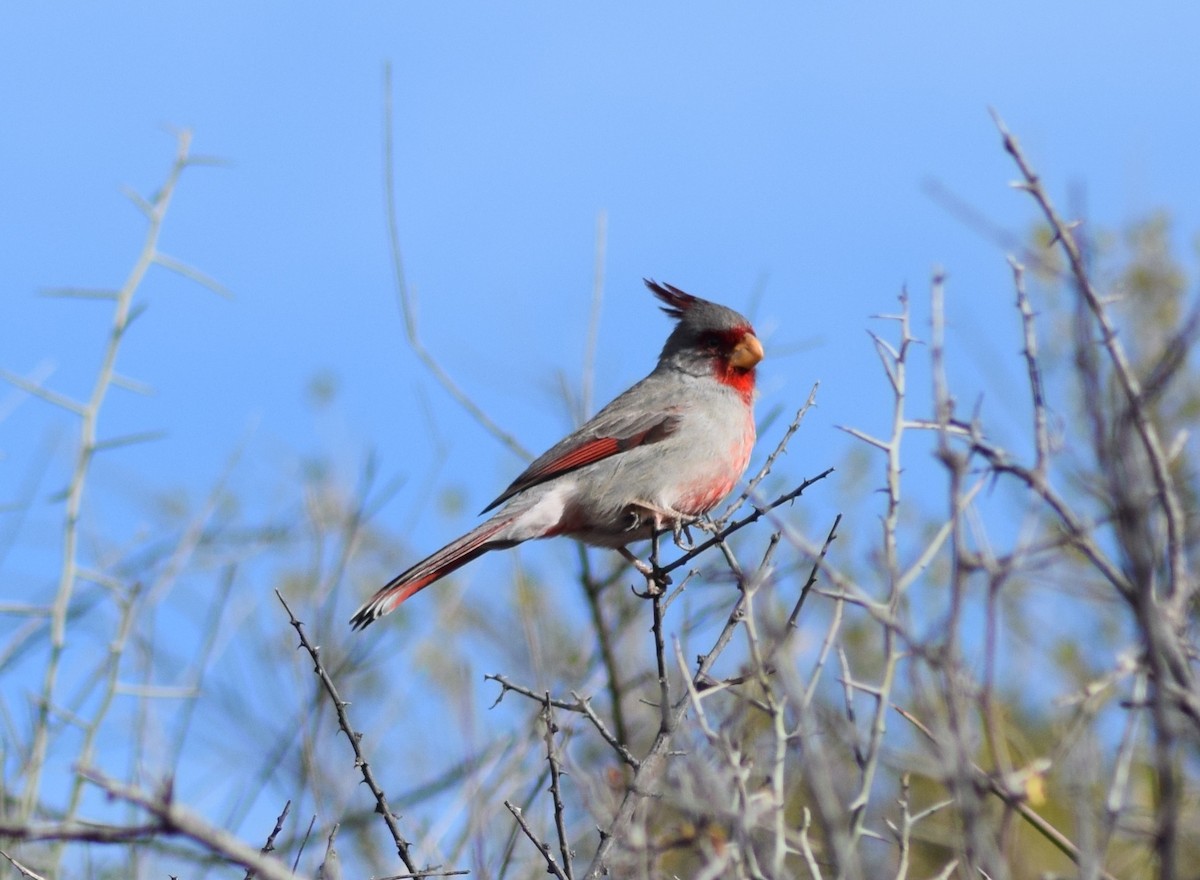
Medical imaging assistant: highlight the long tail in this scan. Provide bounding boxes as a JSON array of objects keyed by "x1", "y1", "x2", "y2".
[{"x1": 350, "y1": 515, "x2": 518, "y2": 629}]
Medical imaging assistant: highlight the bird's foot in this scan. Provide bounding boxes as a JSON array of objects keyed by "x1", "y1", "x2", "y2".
[
  {"x1": 672, "y1": 520, "x2": 696, "y2": 551},
  {"x1": 620, "y1": 547, "x2": 671, "y2": 597},
  {"x1": 631, "y1": 577, "x2": 669, "y2": 599}
]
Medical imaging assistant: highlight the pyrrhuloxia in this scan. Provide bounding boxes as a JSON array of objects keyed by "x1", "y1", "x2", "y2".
[{"x1": 350, "y1": 279, "x2": 763, "y2": 629}]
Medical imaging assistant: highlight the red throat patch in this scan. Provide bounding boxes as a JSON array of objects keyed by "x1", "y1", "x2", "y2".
[
  {"x1": 712, "y1": 327, "x2": 758, "y2": 403},
  {"x1": 716, "y1": 360, "x2": 756, "y2": 402}
]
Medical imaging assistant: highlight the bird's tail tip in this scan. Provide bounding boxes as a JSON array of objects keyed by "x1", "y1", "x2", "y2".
[
  {"x1": 349, "y1": 516, "x2": 514, "y2": 631},
  {"x1": 348, "y1": 575, "x2": 430, "y2": 630},
  {"x1": 348, "y1": 605, "x2": 379, "y2": 630}
]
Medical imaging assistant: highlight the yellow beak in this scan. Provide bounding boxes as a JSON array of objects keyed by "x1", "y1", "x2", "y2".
[{"x1": 729, "y1": 333, "x2": 764, "y2": 370}]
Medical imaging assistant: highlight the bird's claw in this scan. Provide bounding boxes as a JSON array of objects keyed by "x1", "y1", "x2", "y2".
[
  {"x1": 630, "y1": 557, "x2": 671, "y2": 598},
  {"x1": 631, "y1": 577, "x2": 670, "y2": 599},
  {"x1": 672, "y1": 521, "x2": 695, "y2": 551}
]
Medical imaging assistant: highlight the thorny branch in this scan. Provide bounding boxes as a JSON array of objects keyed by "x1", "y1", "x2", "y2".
[
  {"x1": 992, "y1": 109, "x2": 1190, "y2": 612},
  {"x1": 14, "y1": 130, "x2": 209, "y2": 827},
  {"x1": 583, "y1": 480, "x2": 835, "y2": 879},
  {"x1": 10, "y1": 106, "x2": 1194, "y2": 880},
  {"x1": 504, "y1": 801, "x2": 568, "y2": 880},
  {"x1": 486, "y1": 675, "x2": 640, "y2": 770},
  {"x1": 76, "y1": 768, "x2": 302, "y2": 880},
  {"x1": 482, "y1": 399, "x2": 832, "y2": 878},
  {"x1": 541, "y1": 695, "x2": 575, "y2": 880},
  {"x1": 276, "y1": 592, "x2": 438, "y2": 879},
  {"x1": 245, "y1": 801, "x2": 291, "y2": 880},
  {"x1": 993, "y1": 109, "x2": 1197, "y2": 878}
]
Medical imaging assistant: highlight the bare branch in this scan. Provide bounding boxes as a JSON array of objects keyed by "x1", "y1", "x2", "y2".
[
  {"x1": 275, "y1": 591, "x2": 434, "y2": 878},
  {"x1": 540, "y1": 695, "x2": 575, "y2": 880},
  {"x1": 245, "y1": 801, "x2": 291, "y2": 880},
  {"x1": 77, "y1": 768, "x2": 303, "y2": 880},
  {"x1": 900, "y1": 701, "x2": 1122, "y2": 880},
  {"x1": 0, "y1": 850, "x2": 49, "y2": 880},
  {"x1": 484, "y1": 674, "x2": 640, "y2": 769},
  {"x1": 23, "y1": 129, "x2": 197, "y2": 827},
  {"x1": 993, "y1": 108, "x2": 1190, "y2": 610},
  {"x1": 719, "y1": 386, "x2": 819, "y2": 524},
  {"x1": 1008, "y1": 257, "x2": 1051, "y2": 471},
  {"x1": 504, "y1": 801, "x2": 568, "y2": 880},
  {"x1": 381, "y1": 63, "x2": 530, "y2": 461}
]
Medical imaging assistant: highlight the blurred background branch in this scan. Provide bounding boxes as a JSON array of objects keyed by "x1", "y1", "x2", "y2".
[{"x1": 1, "y1": 65, "x2": 1197, "y2": 880}]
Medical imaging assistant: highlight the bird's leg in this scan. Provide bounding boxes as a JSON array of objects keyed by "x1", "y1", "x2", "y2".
[
  {"x1": 620, "y1": 545, "x2": 671, "y2": 596},
  {"x1": 672, "y1": 519, "x2": 696, "y2": 551},
  {"x1": 617, "y1": 508, "x2": 674, "y2": 597},
  {"x1": 618, "y1": 545, "x2": 655, "y2": 578},
  {"x1": 676, "y1": 514, "x2": 723, "y2": 548},
  {"x1": 625, "y1": 500, "x2": 695, "y2": 551},
  {"x1": 620, "y1": 501, "x2": 693, "y2": 595}
]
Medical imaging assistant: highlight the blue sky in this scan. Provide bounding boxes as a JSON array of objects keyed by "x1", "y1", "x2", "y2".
[
  {"x1": 3, "y1": 0, "x2": 1199, "y2": 629},
  {"x1": 3, "y1": 1, "x2": 1198, "y2": 633},
  {"x1": 6, "y1": 5, "x2": 1196, "y2": 512}
]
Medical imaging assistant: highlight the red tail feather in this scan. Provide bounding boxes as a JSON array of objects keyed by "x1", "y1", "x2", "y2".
[{"x1": 350, "y1": 516, "x2": 516, "y2": 629}]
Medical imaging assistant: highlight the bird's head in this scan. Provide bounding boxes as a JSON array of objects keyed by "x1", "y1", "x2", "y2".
[{"x1": 646, "y1": 279, "x2": 763, "y2": 401}]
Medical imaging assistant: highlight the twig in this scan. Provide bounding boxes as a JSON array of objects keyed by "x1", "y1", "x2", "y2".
[
  {"x1": 0, "y1": 820, "x2": 163, "y2": 844},
  {"x1": 317, "y1": 824, "x2": 340, "y2": 880},
  {"x1": 717, "y1": 387, "x2": 818, "y2": 525},
  {"x1": 784, "y1": 513, "x2": 840, "y2": 635},
  {"x1": 1101, "y1": 671, "x2": 1147, "y2": 865},
  {"x1": 672, "y1": 638, "x2": 766, "y2": 879},
  {"x1": 996, "y1": 112, "x2": 1197, "y2": 877},
  {"x1": 575, "y1": 546, "x2": 631, "y2": 754},
  {"x1": 1008, "y1": 257, "x2": 1051, "y2": 472},
  {"x1": 993, "y1": 109, "x2": 1189, "y2": 611},
  {"x1": 803, "y1": 575, "x2": 846, "y2": 709},
  {"x1": 0, "y1": 369, "x2": 84, "y2": 415},
  {"x1": 503, "y1": 801, "x2": 567, "y2": 880},
  {"x1": 649, "y1": 586, "x2": 672, "y2": 737},
  {"x1": 381, "y1": 63, "x2": 530, "y2": 461},
  {"x1": 0, "y1": 850, "x2": 48, "y2": 880},
  {"x1": 78, "y1": 767, "x2": 302, "y2": 880},
  {"x1": 293, "y1": 812, "x2": 316, "y2": 872},
  {"x1": 737, "y1": 560, "x2": 788, "y2": 878},
  {"x1": 660, "y1": 468, "x2": 834, "y2": 579},
  {"x1": 485, "y1": 674, "x2": 639, "y2": 769},
  {"x1": 967, "y1": 426, "x2": 1132, "y2": 596},
  {"x1": 583, "y1": 462, "x2": 829, "y2": 879},
  {"x1": 245, "y1": 800, "x2": 291, "y2": 880},
  {"x1": 275, "y1": 591, "x2": 427, "y2": 877},
  {"x1": 892, "y1": 705, "x2": 1121, "y2": 880},
  {"x1": 796, "y1": 809, "x2": 823, "y2": 880},
  {"x1": 540, "y1": 695, "x2": 575, "y2": 880},
  {"x1": 21, "y1": 130, "x2": 208, "y2": 826},
  {"x1": 496, "y1": 762, "x2": 552, "y2": 880}
]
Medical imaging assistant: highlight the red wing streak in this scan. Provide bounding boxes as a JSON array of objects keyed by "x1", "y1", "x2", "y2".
[{"x1": 482, "y1": 414, "x2": 680, "y2": 512}]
